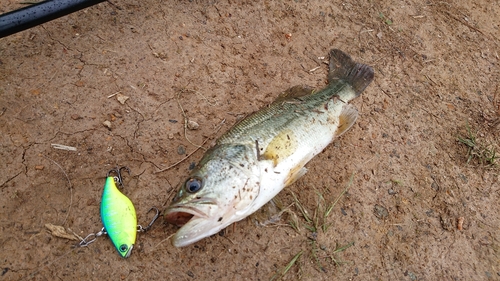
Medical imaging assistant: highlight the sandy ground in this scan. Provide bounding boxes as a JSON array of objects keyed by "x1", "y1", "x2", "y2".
[{"x1": 1, "y1": 0, "x2": 499, "y2": 280}]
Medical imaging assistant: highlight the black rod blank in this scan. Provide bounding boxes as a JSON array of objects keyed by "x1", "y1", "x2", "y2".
[{"x1": 0, "y1": 0, "x2": 106, "y2": 39}]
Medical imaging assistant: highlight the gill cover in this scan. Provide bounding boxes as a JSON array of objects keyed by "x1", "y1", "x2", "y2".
[{"x1": 100, "y1": 172, "x2": 137, "y2": 258}]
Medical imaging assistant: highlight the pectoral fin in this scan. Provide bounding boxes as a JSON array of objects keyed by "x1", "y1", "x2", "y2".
[{"x1": 336, "y1": 104, "x2": 358, "y2": 137}]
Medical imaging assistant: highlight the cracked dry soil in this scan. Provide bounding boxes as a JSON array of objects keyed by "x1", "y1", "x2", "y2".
[{"x1": 1, "y1": 1, "x2": 499, "y2": 280}]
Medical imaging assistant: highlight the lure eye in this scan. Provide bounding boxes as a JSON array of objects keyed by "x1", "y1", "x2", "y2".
[
  {"x1": 185, "y1": 178, "x2": 202, "y2": 193},
  {"x1": 119, "y1": 244, "x2": 128, "y2": 253}
]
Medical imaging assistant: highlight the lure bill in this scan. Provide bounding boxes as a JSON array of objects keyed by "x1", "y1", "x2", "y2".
[
  {"x1": 100, "y1": 167, "x2": 137, "y2": 258},
  {"x1": 164, "y1": 49, "x2": 374, "y2": 247}
]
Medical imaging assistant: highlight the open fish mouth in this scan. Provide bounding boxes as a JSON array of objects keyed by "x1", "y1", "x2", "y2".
[
  {"x1": 164, "y1": 207, "x2": 199, "y2": 226},
  {"x1": 164, "y1": 198, "x2": 217, "y2": 226}
]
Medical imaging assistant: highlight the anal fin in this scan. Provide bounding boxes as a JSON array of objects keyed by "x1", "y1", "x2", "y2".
[
  {"x1": 284, "y1": 167, "x2": 308, "y2": 187},
  {"x1": 336, "y1": 104, "x2": 358, "y2": 137}
]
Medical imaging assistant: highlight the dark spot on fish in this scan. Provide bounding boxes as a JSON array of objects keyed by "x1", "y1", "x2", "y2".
[
  {"x1": 218, "y1": 217, "x2": 223, "y2": 222},
  {"x1": 242, "y1": 187, "x2": 246, "y2": 191},
  {"x1": 250, "y1": 195, "x2": 253, "y2": 199},
  {"x1": 287, "y1": 134, "x2": 290, "y2": 140},
  {"x1": 265, "y1": 168, "x2": 268, "y2": 172},
  {"x1": 196, "y1": 196, "x2": 201, "y2": 199},
  {"x1": 234, "y1": 195, "x2": 237, "y2": 199},
  {"x1": 274, "y1": 171, "x2": 281, "y2": 174},
  {"x1": 239, "y1": 163, "x2": 244, "y2": 167},
  {"x1": 256, "y1": 182, "x2": 260, "y2": 185},
  {"x1": 232, "y1": 186, "x2": 236, "y2": 189}
]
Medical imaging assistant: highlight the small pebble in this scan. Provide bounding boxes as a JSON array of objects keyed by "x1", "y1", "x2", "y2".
[
  {"x1": 35, "y1": 165, "x2": 44, "y2": 170},
  {"x1": 189, "y1": 162, "x2": 196, "y2": 170},
  {"x1": 388, "y1": 189, "x2": 396, "y2": 195},
  {"x1": 374, "y1": 204, "x2": 389, "y2": 219},
  {"x1": 457, "y1": 216, "x2": 464, "y2": 230},
  {"x1": 116, "y1": 93, "x2": 129, "y2": 104},
  {"x1": 187, "y1": 120, "x2": 199, "y2": 130},
  {"x1": 168, "y1": 133, "x2": 174, "y2": 140},
  {"x1": 177, "y1": 145, "x2": 186, "y2": 155},
  {"x1": 103, "y1": 120, "x2": 112, "y2": 129},
  {"x1": 71, "y1": 114, "x2": 82, "y2": 120}
]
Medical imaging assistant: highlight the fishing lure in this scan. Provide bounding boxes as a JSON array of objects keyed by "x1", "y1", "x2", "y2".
[{"x1": 79, "y1": 167, "x2": 158, "y2": 258}]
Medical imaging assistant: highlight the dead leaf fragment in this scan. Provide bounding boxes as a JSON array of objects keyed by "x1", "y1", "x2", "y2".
[
  {"x1": 45, "y1": 223, "x2": 78, "y2": 241},
  {"x1": 71, "y1": 114, "x2": 82, "y2": 120}
]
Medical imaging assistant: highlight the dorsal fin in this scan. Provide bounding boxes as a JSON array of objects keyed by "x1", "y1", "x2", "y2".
[
  {"x1": 328, "y1": 49, "x2": 374, "y2": 97},
  {"x1": 272, "y1": 85, "x2": 314, "y2": 104}
]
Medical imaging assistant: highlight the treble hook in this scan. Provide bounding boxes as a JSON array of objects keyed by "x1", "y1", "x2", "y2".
[
  {"x1": 77, "y1": 227, "x2": 107, "y2": 247},
  {"x1": 138, "y1": 207, "x2": 160, "y2": 233},
  {"x1": 106, "y1": 166, "x2": 130, "y2": 188}
]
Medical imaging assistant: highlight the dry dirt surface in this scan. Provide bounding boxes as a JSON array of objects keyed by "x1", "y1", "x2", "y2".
[{"x1": 1, "y1": 0, "x2": 499, "y2": 280}]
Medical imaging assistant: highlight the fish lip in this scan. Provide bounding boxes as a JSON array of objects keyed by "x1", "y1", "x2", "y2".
[{"x1": 164, "y1": 197, "x2": 217, "y2": 226}]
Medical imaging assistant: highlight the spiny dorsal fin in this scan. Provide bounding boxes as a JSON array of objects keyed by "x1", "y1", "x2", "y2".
[
  {"x1": 328, "y1": 49, "x2": 374, "y2": 97},
  {"x1": 273, "y1": 85, "x2": 315, "y2": 104},
  {"x1": 336, "y1": 104, "x2": 358, "y2": 137}
]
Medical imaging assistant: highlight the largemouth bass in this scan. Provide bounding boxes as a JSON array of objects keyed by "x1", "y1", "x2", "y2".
[{"x1": 165, "y1": 49, "x2": 374, "y2": 247}]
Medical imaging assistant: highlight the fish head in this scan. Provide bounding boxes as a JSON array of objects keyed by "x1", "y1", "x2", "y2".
[{"x1": 165, "y1": 144, "x2": 261, "y2": 247}]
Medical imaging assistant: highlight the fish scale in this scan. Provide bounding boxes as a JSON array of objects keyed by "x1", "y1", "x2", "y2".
[{"x1": 165, "y1": 49, "x2": 374, "y2": 247}]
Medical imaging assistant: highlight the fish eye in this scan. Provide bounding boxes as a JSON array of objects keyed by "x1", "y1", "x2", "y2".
[
  {"x1": 119, "y1": 244, "x2": 128, "y2": 252},
  {"x1": 185, "y1": 178, "x2": 202, "y2": 193}
]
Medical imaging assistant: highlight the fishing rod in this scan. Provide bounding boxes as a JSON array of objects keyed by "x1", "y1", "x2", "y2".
[{"x1": 0, "y1": 0, "x2": 107, "y2": 39}]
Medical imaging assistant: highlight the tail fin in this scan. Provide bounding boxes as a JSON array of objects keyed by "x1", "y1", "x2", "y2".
[{"x1": 327, "y1": 49, "x2": 374, "y2": 97}]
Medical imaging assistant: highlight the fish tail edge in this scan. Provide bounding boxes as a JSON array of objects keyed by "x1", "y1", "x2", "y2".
[{"x1": 327, "y1": 49, "x2": 374, "y2": 97}]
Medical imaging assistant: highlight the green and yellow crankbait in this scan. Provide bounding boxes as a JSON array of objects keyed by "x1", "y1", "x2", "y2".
[
  {"x1": 79, "y1": 167, "x2": 158, "y2": 258},
  {"x1": 101, "y1": 167, "x2": 137, "y2": 258}
]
